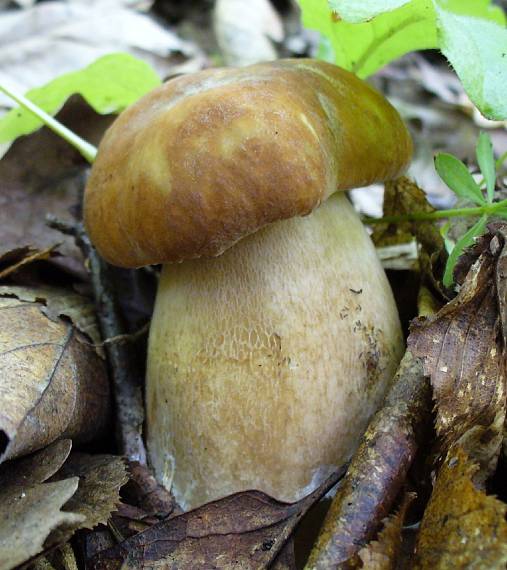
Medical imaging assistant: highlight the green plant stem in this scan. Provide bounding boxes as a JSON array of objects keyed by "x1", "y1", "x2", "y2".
[
  {"x1": 0, "y1": 83, "x2": 97, "y2": 163},
  {"x1": 497, "y1": 150, "x2": 507, "y2": 169},
  {"x1": 363, "y1": 198, "x2": 507, "y2": 225}
]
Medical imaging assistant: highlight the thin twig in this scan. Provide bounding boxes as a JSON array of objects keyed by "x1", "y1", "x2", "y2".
[{"x1": 47, "y1": 215, "x2": 146, "y2": 464}]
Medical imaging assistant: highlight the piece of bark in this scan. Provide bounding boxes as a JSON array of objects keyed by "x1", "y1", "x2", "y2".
[
  {"x1": 306, "y1": 350, "x2": 430, "y2": 569},
  {"x1": 122, "y1": 461, "x2": 178, "y2": 518},
  {"x1": 357, "y1": 492, "x2": 415, "y2": 570}
]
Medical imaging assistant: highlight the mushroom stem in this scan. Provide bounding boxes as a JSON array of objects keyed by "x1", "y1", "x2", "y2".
[{"x1": 146, "y1": 193, "x2": 403, "y2": 510}]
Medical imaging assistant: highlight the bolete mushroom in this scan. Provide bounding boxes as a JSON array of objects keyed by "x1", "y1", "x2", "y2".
[{"x1": 84, "y1": 59, "x2": 412, "y2": 510}]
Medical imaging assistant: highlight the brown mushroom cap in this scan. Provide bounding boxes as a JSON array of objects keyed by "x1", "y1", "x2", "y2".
[{"x1": 84, "y1": 59, "x2": 412, "y2": 268}]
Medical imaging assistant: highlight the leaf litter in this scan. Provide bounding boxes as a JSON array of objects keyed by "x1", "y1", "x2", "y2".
[
  {"x1": 414, "y1": 447, "x2": 507, "y2": 569},
  {"x1": 409, "y1": 224, "x2": 507, "y2": 480},
  {"x1": 0, "y1": 441, "x2": 128, "y2": 570},
  {"x1": 88, "y1": 470, "x2": 345, "y2": 570},
  {"x1": 0, "y1": 288, "x2": 110, "y2": 463}
]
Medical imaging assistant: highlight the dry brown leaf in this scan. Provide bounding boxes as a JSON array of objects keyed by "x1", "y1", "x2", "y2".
[
  {"x1": 88, "y1": 470, "x2": 343, "y2": 569},
  {"x1": 53, "y1": 453, "x2": 129, "y2": 532},
  {"x1": 0, "y1": 285, "x2": 102, "y2": 348},
  {"x1": 0, "y1": 96, "x2": 115, "y2": 276},
  {"x1": 414, "y1": 447, "x2": 507, "y2": 569},
  {"x1": 0, "y1": 445, "x2": 128, "y2": 569},
  {"x1": 357, "y1": 493, "x2": 415, "y2": 570},
  {"x1": 0, "y1": 477, "x2": 83, "y2": 570},
  {"x1": 0, "y1": 439, "x2": 71, "y2": 488},
  {"x1": 0, "y1": 245, "x2": 59, "y2": 280},
  {"x1": 409, "y1": 232, "x2": 506, "y2": 479},
  {"x1": 31, "y1": 558, "x2": 57, "y2": 570},
  {"x1": 371, "y1": 177, "x2": 446, "y2": 287},
  {"x1": 52, "y1": 543, "x2": 79, "y2": 570},
  {"x1": 0, "y1": 293, "x2": 110, "y2": 463},
  {"x1": 36, "y1": 543, "x2": 79, "y2": 570},
  {"x1": 371, "y1": 178, "x2": 436, "y2": 246}
]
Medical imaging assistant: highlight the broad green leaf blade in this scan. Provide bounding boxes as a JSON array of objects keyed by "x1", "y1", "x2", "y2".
[
  {"x1": 476, "y1": 132, "x2": 496, "y2": 203},
  {"x1": 328, "y1": 0, "x2": 412, "y2": 23},
  {"x1": 300, "y1": 0, "x2": 438, "y2": 77},
  {"x1": 0, "y1": 83, "x2": 97, "y2": 163},
  {"x1": 0, "y1": 53, "x2": 161, "y2": 145},
  {"x1": 436, "y1": 5, "x2": 507, "y2": 120},
  {"x1": 443, "y1": 215, "x2": 488, "y2": 287},
  {"x1": 298, "y1": 0, "x2": 505, "y2": 78},
  {"x1": 435, "y1": 153, "x2": 486, "y2": 206}
]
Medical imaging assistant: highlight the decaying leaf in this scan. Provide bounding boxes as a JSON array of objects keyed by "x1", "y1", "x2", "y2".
[
  {"x1": 0, "y1": 443, "x2": 128, "y2": 569},
  {"x1": 0, "y1": 96, "x2": 114, "y2": 276},
  {"x1": 306, "y1": 351, "x2": 429, "y2": 569},
  {"x1": 53, "y1": 453, "x2": 128, "y2": 533},
  {"x1": 88, "y1": 470, "x2": 344, "y2": 570},
  {"x1": 123, "y1": 461, "x2": 177, "y2": 518},
  {"x1": 0, "y1": 477, "x2": 83, "y2": 570},
  {"x1": 0, "y1": 285, "x2": 102, "y2": 348},
  {"x1": 0, "y1": 0, "x2": 201, "y2": 117},
  {"x1": 0, "y1": 291, "x2": 110, "y2": 463},
  {"x1": 409, "y1": 227, "x2": 507, "y2": 479},
  {"x1": 0, "y1": 439, "x2": 71, "y2": 488},
  {"x1": 42, "y1": 542, "x2": 79, "y2": 570},
  {"x1": 414, "y1": 447, "x2": 507, "y2": 569},
  {"x1": 357, "y1": 493, "x2": 415, "y2": 570},
  {"x1": 0, "y1": 245, "x2": 58, "y2": 280},
  {"x1": 371, "y1": 177, "x2": 446, "y2": 287}
]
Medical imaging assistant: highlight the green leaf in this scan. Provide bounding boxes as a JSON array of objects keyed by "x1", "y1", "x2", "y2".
[
  {"x1": 300, "y1": 0, "x2": 438, "y2": 77},
  {"x1": 476, "y1": 132, "x2": 496, "y2": 203},
  {"x1": 494, "y1": 208, "x2": 507, "y2": 220},
  {"x1": 298, "y1": 0, "x2": 505, "y2": 78},
  {"x1": 443, "y1": 214, "x2": 488, "y2": 287},
  {"x1": 435, "y1": 4, "x2": 507, "y2": 120},
  {"x1": 328, "y1": 0, "x2": 412, "y2": 23},
  {"x1": 0, "y1": 53, "x2": 161, "y2": 145},
  {"x1": 435, "y1": 153, "x2": 486, "y2": 206}
]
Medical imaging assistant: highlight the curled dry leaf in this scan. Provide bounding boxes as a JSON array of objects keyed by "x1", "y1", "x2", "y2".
[
  {"x1": 0, "y1": 284, "x2": 102, "y2": 348},
  {"x1": 371, "y1": 177, "x2": 446, "y2": 286},
  {"x1": 414, "y1": 447, "x2": 507, "y2": 569},
  {"x1": 0, "y1": 289, "x2": 110, "y2": 463},
  {"x1": 88, "y1": 470, "x2": 344, "y2": 570},
  {"x1": 358, "y1": 492, "x2": 416, "y2": 570},
  {"x1": 0, "y1": 245, "x2": 58, "y2": 280},
  {"x1": 409, "y1": 226, "x2": 507, "y2": 479},
  {"x1": 307, "y1": 350, "x2": 429, "y2": 569},
  {"x1": 0, "y1": 439, "x2": 71, "y2": 488}
]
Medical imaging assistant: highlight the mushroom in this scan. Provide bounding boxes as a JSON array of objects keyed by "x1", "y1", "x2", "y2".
[{"x1": 84, "y1": 59, "x2": 412, "y2": 510}]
